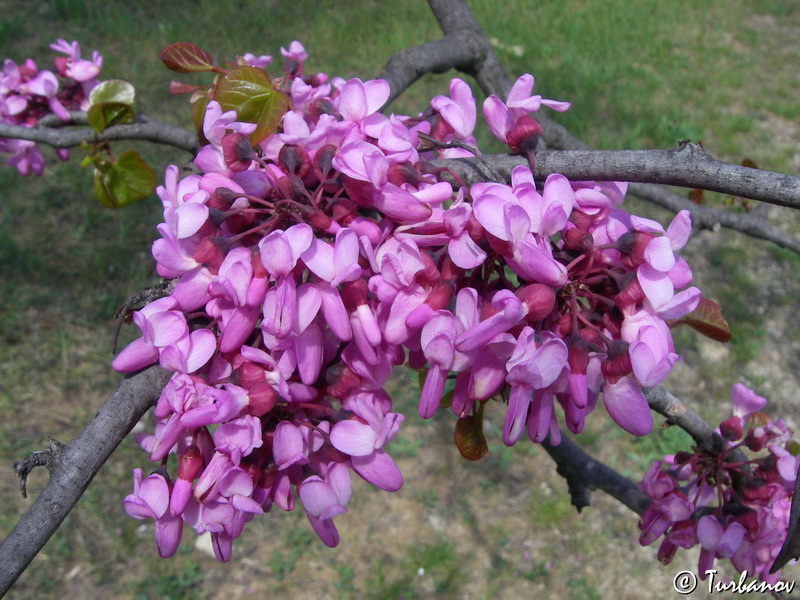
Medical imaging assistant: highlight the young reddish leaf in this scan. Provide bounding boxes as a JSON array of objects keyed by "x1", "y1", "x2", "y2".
[
  {"x1": 87, "y1": 102, "x2": 135, "y2": 132},
  {"x1": 93, "y1": 150, "x2": 157, "y2": 208},
  {"x1": 214, "y1": 66, "x2": 288, "y2": 144},
  {"x1": 169, "y1": 81, "x2": 201, "y2": 96},
  {"x1": 454, "y1": 411, "x2": 489, "y2": 461},
  {"x1": 688, "y1": 188, "x2": 704, "y2": 204},
  {"x1": 159, "y1": 42, "x2": 215, "y2": 73},
  {"x1": 89, "y1": 79, "x2": 136, "y2": 107},
  {"x1": 741, "y1": 158, "x2": 759, "y2": 170},
  {"x1": 669, "y1": 297, "x2": 731, "y2": 342}
]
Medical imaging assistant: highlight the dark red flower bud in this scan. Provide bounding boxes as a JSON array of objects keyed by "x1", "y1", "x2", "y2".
[
  {"x1": 276, "y1": 174, "x2": 308, "y2": 203},
  {"x1": 568, "y1": 335, "x2": 590, "y2": 374},
  {"x1": 309, "y1": 97, "x2": 336, "y2": 122},
  {"x1": 177, "y1": 445, "x2": 203, "y2": 481},
  {"x1": 279, "y1": 144, "x2": 311, "y2": 178},
  {"x1": 313, "y1": 144, "x2": 337, "y2": 181},
  {"x1": 341, "y1": 278, "x2": 369, "y2": 312},
  {"x1": 248, "y1": 383, "x2": 277, "y2": 416},
  {"x1": 719, "y1": 415, "x2": 743, "y2": 441},
  {"x1": 506, "y1": 115, "x2": 543, "y2": 154},
  {"x1": 193, "y1": 236, "x2": 232, "y2": 270},
  {"x1": 564, "y1": 227, "x2": 594, "y2": 252},
  {"x1": 325, "y1": 363, "x2": 362, "y2": 400},
  {"x1": 601, "y1": 341, "x2": 632, "y2": 383},
  {"x1": 516, "y1": 283, "x2": 556, "y2": 322},
  {"x1": 617, "y1": 230, "x2": 656, "y2": 269},
  {"x1": 615, "y1": 275, "x2": 645, "y2": 310},
  {"x1": 222, "y1": 132, "x2": 255, "y2": 172},
  {"x1": 673, "y1": 451, "x2": 693, "y2": 464},
  {"x1": 237, "y1": 361, "x2": 265, "y2": 389},
  {"x1": 570, "y1": 209, "x2": 594, "y2": 231},
  {"x1": 387, "y1": 161, "x2": 428, "y2": 187}
]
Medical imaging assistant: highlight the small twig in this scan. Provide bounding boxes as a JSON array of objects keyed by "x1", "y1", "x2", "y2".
[
  {"x1": 113, "y1": 279, "x2": 177, "y2": 353},
  {"x1": 13, "y1": 439, "x2": 64, "y2": 499},
  {"x1": 0, "y1": 366, "x2": 172, "y2": 596}
]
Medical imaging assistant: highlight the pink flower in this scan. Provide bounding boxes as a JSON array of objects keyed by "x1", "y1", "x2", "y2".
[{"x1": 123, "y1": 469, "x2": 183, "y2": 558}]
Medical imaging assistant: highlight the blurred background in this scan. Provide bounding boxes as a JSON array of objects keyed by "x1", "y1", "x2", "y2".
[{"x1": 1, "y1": 0, "x2": 799, "y2": 598}]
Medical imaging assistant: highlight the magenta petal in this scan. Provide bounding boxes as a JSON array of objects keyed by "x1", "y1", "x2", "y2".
[
  {"x1": 273, "y1": 422, "x2": 308, "y2": 470},
  {"x1": 154, "y1": 515, "x2": 183, "y2": 558},
  {"x1": 306, "y1": 513, "x2": 340, "y2": 548},
  {"x1": 731, "y1": 383, "x2": 767, "y2": 419},
  {"x1": 637, "y1": 264, "x2": 674, "y2": 309},
  {"x1": 112, "y1": 337, "x2": 159, "y2": 372},
  {"x1": 655, "y1": 287, "x2": 701, "y2": 320},
  {"x1": 351, "y1": 450, "x2": 403, "y2": 492},
  {"x1": 602, "y1": 377, "x2": 653, "y2": 436},
  {"x1": 481, "y1": 95, "x2": 511, "y2": 141},
  {"x1": 644, "y1": 236, "x2": 676, "y2": 272},
  {"x1": 330, "y1": 420, "x2": 377, "y2": 456},
  {"x1": 502, "y1": 385, "x2": 531, "y2": 445},
  {"x1": 697, "y1": 515, "x2": 723, "y2": 549},
  {"x1": 184, "y1": 329, "x2": 217, "y2": 372},
  {"x1": 299, "y1": 477, "x2": 337, "y2": 516},
  {"x1": 667, "y1": 210, "x2": 692, "y2": 250}
]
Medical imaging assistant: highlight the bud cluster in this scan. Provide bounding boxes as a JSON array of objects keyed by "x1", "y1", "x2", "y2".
[
  {"x1": 638, "y1": 384, "x2": 797, "y2": 584},
  {"x1": 114, "y1": 42, "x2": 702, "y2": 559},
  {"x1": 0, "y1": 40, "x2": 102, "y2": 175}
]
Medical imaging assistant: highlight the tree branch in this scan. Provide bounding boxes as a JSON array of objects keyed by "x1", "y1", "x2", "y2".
[
  {"x1": 430, "y1": 145, "x2": 800, "y2": 210},
  {"x1": 541, "y1": 434, "x2": 650, "y2": 515},
  {"x1": 0, "y1": 366, "x2": 171, "y2": 596},
  {"x1": 421, "y1": 0, "x2": 800, "y2": 253},
  {"x1": 0, "y1": 114, "x2": 197, "y2": 154}
]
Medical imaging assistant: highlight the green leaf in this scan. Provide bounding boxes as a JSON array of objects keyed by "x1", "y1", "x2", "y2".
[
  {"x1": 87, "y1": 102, "x2": 135, "y2": 132},
  {"x1": 93, "y1": 150, "x2": 156, "y2": 208},
  {"x1": 214, "y1": 66, "x2": 288, "y2": 144},
  {"x1": 159, "y1": 42, "x2": 215, "y2": 73},
  {"x1": 191, "y1": 94, "x2": 211, "y2": 143},
  {"x1": 89, "y1": 79, "x2": 136, "y2": 106}
]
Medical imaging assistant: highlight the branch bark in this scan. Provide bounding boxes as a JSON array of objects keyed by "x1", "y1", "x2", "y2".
[
  {"x1": 0, "y1": 114, "x2": 197, "y2": 153},
  {"x1": 430, "y1": 145, "x2": 800, "y2": 210},
  {"x1": 541, "y1": 434, "x2": 650, "y2": 515},
  {"x1": 0, "y1": 366, "x2": 171, "y2": 596},
  {"x1": 417, "y1": 0, "x2": 800, "y2": 253}
]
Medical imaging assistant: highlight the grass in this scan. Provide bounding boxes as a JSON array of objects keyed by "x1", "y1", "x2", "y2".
[{"x1": 0, "y1": 1, "x2": 798, "y2": 599}]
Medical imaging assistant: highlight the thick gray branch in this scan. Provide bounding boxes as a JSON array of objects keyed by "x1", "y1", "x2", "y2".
[
  {"x1": 0, "y1": 366, "x2": 171, "y2": 596},
  {"x1": 0, "y1": 115, "x2": 197, "y2": 153},
  {"x1": 431, "y1": 145, "x2": 800, "y2": 210},
  {"x1": 423, "y1": 0, "x2": 800, "y2": 253},
  {"x1": 379, "y1": 32, "x2": 486, "y2": 107},
  {"x1": 542, "y1": 434, "x2": 650, "y2": 515}
]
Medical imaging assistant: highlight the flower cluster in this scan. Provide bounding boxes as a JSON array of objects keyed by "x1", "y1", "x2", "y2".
[
  {"x1": 638, "y1": 384, "x2": 797, "y2": 584},
  {"x1": 115, "y1": 41, "x2": 702, "y2": 560},
  {"x1": 0, "y1": 39, "x2": 102, "y2": 175}
]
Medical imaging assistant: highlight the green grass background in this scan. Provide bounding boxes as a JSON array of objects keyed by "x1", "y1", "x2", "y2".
[{"x1": 0, "y1": 0, "x2": 799, "y2": 598}]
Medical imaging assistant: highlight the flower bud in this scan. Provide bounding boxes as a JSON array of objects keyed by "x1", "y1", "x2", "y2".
[
  {"x1": 506, "y1": 115, "x2": 543, "y2": 154},
  {"x1": 601, "y1": 341, "x2": 632, "y2": 383},
  {"x1": 279, "y1": 144, "x2": 311, "y2": 178},
  {"x1": 222, "y1": 132, "x2": 255, "y2": 172},
  {"x1": 516, "y1": 283, "x2": 556, "y2": 322},
  {"x1": 193, "y1": 236, "x2": 232, "y2": 270},
  {"x1": 564, "y1": 227, "x2": 594, "y2": 252},
  {"x1": 719, "y1": 415, "x2": 743, "y2": 441}
]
